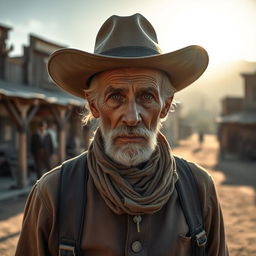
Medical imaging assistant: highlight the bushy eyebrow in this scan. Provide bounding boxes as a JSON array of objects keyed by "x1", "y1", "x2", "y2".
[
  {"x1": 104, "y1": 86, "x2": 128, "y2": 95},
  {"x1": 105, "y1": 85, "x2": 159, "y2": 95},
  {"x1": 138, "y1": 87, "x2": 159, "y2": 95}
]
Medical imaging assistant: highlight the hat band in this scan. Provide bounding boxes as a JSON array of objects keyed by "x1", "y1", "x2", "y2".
[{"x1": 99, "y1": 46, "x2": 160, "y2": 57}]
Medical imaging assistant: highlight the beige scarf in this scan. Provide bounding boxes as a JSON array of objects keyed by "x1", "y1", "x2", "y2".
[{"x1": 87, "y1": 130, "x2": 178, "y2": 215}]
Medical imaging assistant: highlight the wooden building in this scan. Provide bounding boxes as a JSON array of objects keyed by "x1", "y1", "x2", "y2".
[
  {"x1": 217, "y1": 72, "x2": 256, "y2": 160},
  {"x1": 0, "y1": 24, "x2": 86, "y2": 188}
]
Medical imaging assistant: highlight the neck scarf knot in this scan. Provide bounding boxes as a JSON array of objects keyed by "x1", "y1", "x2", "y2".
[{"x1": 87, "y1": 130, "x2": 178, "y2": 215}]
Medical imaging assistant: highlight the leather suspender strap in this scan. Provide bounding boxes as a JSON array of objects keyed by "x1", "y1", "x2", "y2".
[
  {"x1": 58, "y1": 153, "x2": 88, "y2": 256},
  {"x1": 57, "y1": 153, "x2": 206, "y2": 256},
  {"x1": 175, "y1": 157, "x2": 207, "y2": 256}
]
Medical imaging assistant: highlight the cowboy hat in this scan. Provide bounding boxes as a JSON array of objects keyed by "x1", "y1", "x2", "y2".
[{"x1": 48, "y1": 13, "x2": 209, "y2": 99}]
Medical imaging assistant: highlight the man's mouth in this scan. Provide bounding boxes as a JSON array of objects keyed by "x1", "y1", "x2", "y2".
[{"x1": 115, "y1": 135, "x2": 147, "y2": 144}]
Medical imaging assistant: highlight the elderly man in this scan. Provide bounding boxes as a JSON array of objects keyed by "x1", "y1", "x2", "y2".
[{"x1": 15, "y1": 14, "x2": 228, "y2": 256}]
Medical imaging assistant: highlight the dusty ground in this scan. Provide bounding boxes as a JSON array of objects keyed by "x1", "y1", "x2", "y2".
[
  {"x1": 0, "y1": 134, "x2": 255, "y2": 255},
  {"x1": 0, "y1": 195, "x2": 25, "y2": 256},
  {"x1": 173, "y1": 134, "x2": 256, "y2": 256}
]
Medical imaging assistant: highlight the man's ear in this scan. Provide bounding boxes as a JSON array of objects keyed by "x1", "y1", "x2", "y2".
[
  {"x1": 84, "y1": 92, "x2": 100, "y2": 118},
  {"x1": 160, "y1": 96, "x2": 174, "y2": 118},
  {"x1": 88, "y1": 101, "x2": 100, "y2": 118}
]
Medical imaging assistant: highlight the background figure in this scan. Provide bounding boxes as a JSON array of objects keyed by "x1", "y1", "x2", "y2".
[
  {"x1": 31, "y1": 121, "x2": 47, "y2": 179},
  {"x1": 198, "y1": 131, "x2": 205, "y2": 145},
  {"x1": 45, "y1": 122, "x2": 57, "y2": 167},
  {"x1": 43, "y1": 126, "x2": 54, "y2": 171}
]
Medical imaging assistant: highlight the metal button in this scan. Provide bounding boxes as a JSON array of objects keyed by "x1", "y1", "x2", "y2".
[{"x1": 131, "y1": 240, "x2": 142, "y2": 253}]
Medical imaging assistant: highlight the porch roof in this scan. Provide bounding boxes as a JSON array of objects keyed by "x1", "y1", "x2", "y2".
[{"x1": 0, "y1": 79, "x2": 85, "y2": 106}]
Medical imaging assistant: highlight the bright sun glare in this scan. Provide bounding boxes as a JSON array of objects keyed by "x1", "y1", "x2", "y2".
[{"x1": 158, "y1": 0, "x2": 256, "y2": 68}]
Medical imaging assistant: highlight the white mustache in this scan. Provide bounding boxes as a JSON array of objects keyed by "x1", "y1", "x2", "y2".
[{"x1": 109, "y1": 126, "x2": 154, "y2": 140}]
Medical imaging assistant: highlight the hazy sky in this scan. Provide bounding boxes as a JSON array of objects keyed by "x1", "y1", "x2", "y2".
[{"x1": 1, "y1": 0, "x2": 256, "y2": 69}]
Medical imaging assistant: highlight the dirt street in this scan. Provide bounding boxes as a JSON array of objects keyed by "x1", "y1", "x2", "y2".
[
  {"x1": 173, "y1": 134, "x2": 256, "y2": 256},
  {"x1": 0, "y1": 134, "x2": 255, "y2": 256},
  {"x1": 0, "y1": 195, "x2": 26, "y2": 256}
]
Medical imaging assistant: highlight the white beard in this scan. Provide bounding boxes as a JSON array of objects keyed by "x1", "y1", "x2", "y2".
[{"x1": 99, "y1": 119, "x2": 161, "y2": 167}]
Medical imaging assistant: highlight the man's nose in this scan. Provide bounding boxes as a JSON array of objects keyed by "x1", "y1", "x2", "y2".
[{"x1": 122, "y1": 101, "x2": 141, "y2": 126}]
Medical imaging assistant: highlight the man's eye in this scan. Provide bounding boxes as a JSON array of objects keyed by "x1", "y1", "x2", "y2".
[
  {"x1": 109, "y1": 93, "x2": 123, "y2": 102},
  {"x1": 111, "y1": 94, "x2": 120, "y2": 99},
  {"x1": 142, "y1": 94, "x2": 153, "y2": 101}
]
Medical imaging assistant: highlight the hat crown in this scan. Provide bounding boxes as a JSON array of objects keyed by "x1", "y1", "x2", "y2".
[
  {"x1": 94, "y1": 13, "x2": 162, "y2": 57},
  {"x1": 48, "y1": 14, "x2": 209, "y2": 99}
]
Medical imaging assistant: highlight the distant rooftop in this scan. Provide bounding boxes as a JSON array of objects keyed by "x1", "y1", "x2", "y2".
[
  {"x1": 217, "y1": 110, "x2": 256, "y2": 124},
  {"x1": 29, "y1": 33, "x2": 67, "y2": 49},
  {"x1": 0, "y1": 24, "x2": 12, "y2": 31}
]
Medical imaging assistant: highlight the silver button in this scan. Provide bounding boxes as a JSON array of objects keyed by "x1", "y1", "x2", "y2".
[{"x1": 131, "y1": 240, "x2": 142, "y2": 253}]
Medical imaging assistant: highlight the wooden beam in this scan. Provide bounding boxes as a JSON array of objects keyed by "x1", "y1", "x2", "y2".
[
  {"x1": 65, "y1": 105, "x2": 73, "y2": 121},
  {"x1": 2, "y1": 99, "x2": 23, "y2": 131},
  {"x1": 13, "y1": 98, "x2": 30, "y2": 118},
  {"x1": 2, "y1": 98, "x2": 40, "y2": 188},
  {"x1": 50, "y1": 104, "x2": 73, "y2": 126},
  {"x1": 27, "y1": 100, "x2": 40, "y2": 123},
  {"x1": 50, "y1": 105, "x2": 61, "y2": 126},
  {"x1": 49, "y1": 105, "x2": 74, "y2": 163}
]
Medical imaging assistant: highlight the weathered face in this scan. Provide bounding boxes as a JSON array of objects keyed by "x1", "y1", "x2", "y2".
[{"x1": 86, "y1": 68, "x2": 173, "y2": 166}]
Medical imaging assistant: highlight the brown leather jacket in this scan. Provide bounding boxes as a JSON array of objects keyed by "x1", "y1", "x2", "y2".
[{"x1": 15, "y1": 159, "x2": 228, "y2": 256}]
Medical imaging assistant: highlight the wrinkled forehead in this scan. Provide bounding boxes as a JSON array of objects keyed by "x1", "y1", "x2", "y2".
[{"x1": 91, "y1": 67, "x2": 165, "y2": 89}]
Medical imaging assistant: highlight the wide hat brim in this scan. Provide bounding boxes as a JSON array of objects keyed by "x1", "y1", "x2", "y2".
[{"x1": 48, "y1": 45, "x2": 209, "y2": 99}]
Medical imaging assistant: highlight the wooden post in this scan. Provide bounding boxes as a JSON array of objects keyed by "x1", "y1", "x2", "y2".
[
  {"x1": 50, "y1": 105, "x2": 72, "y2": 163},
  {"x1": 17, "y1": 130, "x2": 27, "y2": 188},
  {"x1": 2, "y1": 98, "x2": 39, "y2": 188},
  {"x1": 15, "y1": 99, "x2": 30, "y2": 188}
]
